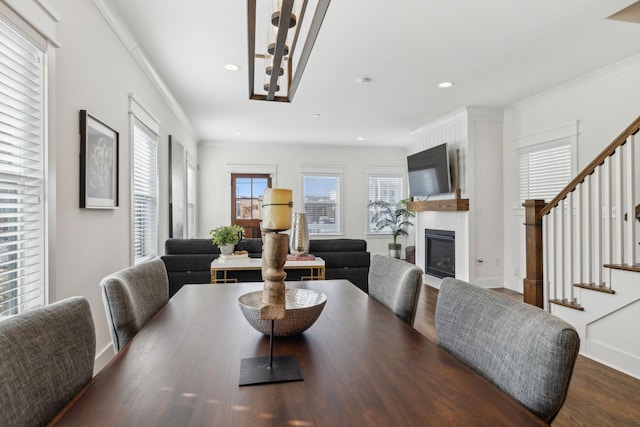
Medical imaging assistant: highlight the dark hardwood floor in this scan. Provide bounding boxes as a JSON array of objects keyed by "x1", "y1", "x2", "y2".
[{"x1": 412, "y1": 284, "x2": 640, "y2": 427}]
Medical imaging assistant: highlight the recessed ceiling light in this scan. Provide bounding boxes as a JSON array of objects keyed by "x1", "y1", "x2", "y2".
[
  {"x1": 234, "y1": 131, "x2": 243, "y2": 135},
  {"x1": 224, "y1": 64, "x2": 240, "y2": 71},
  {"x1": 356, "y1": 137, "x2": 365, "y2": 141},
  {"x1": 438, "y1": 81, "x2": 454, "y2": 88},
  {"x1": 312, "y1": 114, "x2": 321, "y2": 119}
]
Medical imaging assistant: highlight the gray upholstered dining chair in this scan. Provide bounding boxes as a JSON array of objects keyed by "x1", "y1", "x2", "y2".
[
  {"x1": 100, "y1": 257, "x2": 169, "y2": 352},
  {"x1": 0, "y1": 296, "x2": 96, "y2": 426},
  {"x1": 367, "y1": 254, "x2": 423, "y2": 326},
  {"x1": 435, "y1": 277, "x2": 580, "y2": 423}
]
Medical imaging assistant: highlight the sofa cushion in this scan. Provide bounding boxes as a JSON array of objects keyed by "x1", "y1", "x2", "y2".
[
  {"x1": 162, "y1": 254, "x2": 217, "y2": 273},
  {"x1": 313, "y1": 252, "x2": 370, "y2": 269},
  {"x1": 165, "y1": 238, "x2": 219, "y2": 255},
  {"x1": 309, "y1": 239, "x2": 366, "y2": 252},
  {"x1": 236, "y1": 238, "x2": 263, "y2": 254}
]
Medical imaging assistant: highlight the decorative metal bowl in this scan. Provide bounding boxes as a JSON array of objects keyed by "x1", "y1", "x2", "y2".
[{"x1": 238, "y1": 288, "x2": 327, "y2": 336}]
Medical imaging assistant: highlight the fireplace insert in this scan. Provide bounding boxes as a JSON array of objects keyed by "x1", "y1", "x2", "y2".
[{"x1": 425, "y1": 229, "x2": 455, "y2": 278}]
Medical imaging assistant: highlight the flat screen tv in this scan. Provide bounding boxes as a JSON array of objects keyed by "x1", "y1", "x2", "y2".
[{"x1": 407, "y1": 143, "x2": 452, "y2": 198}]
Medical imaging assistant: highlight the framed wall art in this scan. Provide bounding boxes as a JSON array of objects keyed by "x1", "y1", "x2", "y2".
[{"x1": 79, "y1": 110, "x2": 119, "y2": 209}]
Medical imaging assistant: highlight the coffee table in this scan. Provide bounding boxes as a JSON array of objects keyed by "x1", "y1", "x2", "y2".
[{"x1": 210, "y1": 257, "x2": 325, "y2": 283}]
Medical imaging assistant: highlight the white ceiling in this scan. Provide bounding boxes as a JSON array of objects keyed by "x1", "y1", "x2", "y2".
[{"x1": 105, "y1": 0, "x2": 640, "y2": 147}]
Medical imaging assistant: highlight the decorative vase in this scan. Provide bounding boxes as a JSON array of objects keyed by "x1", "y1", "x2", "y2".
[
  {"x1": 220, "y1": 244, "x2": 235, "y2": 255},
  {"x1": 290, "y1": 213, "x2": 310, "y2": 256}
]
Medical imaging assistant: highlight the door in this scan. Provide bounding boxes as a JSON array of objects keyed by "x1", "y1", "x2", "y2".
[{"x1": 231, "y1": 174, "x2": 271, "y2": 238}]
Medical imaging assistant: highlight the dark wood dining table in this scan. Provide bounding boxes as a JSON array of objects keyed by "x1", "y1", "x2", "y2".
[{"x1": 50, "y1": 280, "x2": 547, "y2": 426}]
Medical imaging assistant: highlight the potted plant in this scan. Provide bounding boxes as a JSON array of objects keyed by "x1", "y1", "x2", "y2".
[
  {"x1": 368, "y1": 199, "x2": 415, "y2": 259},
  {"x1": 210, "y1": 224, "x2": 245, "y2": 255}
]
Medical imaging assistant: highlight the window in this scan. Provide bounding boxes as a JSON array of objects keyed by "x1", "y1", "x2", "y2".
[
  {"x1": 519, "y1": 141, "x2": 572, "y2": 203},
  {"x1": 0, "y1": 18, "x2": 46, "y2": 317},
  {"x1": 368, "y1": 175, "x2": 404, "y2": 233},
  {"x1": 186, "y1": 157, "x2": 197, "y2": 239},
  {"x1": 303, "y1": 174, "x2": 341, "y2": 235},
  {"x1": 132, "y1": 118, "x2": 158, "y2": 264},
  {"x1": 231, "y1": 173, "x2": 270, "y2": 238}
]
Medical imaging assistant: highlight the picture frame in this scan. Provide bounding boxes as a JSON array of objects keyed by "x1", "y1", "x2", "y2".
[{"x1": 79, "y1": 110, "x2": 119, "y2": 209}]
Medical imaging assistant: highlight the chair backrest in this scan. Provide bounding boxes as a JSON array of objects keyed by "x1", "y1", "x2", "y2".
[
  {"x1": 435, "y1": 277, "x2": 580, "y2": 423},
  {"x1": 0, "y1": 296, "x2": 96, "y2": 426},
  {"x1": 100, "y1": 258, "x2": 169, "y2": 352},
  {"x1": 368, "y1": 254, "x2": 423, "y2": 325}
]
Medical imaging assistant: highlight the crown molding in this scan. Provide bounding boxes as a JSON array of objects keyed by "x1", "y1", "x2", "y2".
[
  {"x1": 506, "y1": 53, "x2": 640, "y2": 114},
  {"x1": 91, "y1": 0, "x2": 197, "y2": 140}
]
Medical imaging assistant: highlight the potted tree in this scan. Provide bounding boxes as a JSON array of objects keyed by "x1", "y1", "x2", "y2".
[
  {"x1": 368, "y1": 199, "x2": 415, "y2": 258},
  {"x1": 210, "y1": 224, "x2": 245, "y2": 255}
]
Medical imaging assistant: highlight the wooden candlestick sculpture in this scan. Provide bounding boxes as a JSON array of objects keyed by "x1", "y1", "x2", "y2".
[
  {"x1": 239, "y1": 188, "x2": 302, "y2": 386},
  {"x1": 260, "y1": 232, "x2": 288, "y2": 320},
  {"x1": 259, "y1": 188, "x2": 293, "y2": 320}
]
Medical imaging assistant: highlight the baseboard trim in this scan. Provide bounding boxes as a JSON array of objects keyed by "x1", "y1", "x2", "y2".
[
  {"x1": 585, "y1": 339, "x2": 640, "y2": 380},
  {"x1": 94, "y1": 343, "x2": 115, "y2": 375}
]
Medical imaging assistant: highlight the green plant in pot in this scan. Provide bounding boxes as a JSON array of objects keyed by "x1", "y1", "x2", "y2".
[
  {"x1": 368, "y1": 199, "x2": 414, "y2": 259},
  {"x1": 210, "y1": 225, "x2": 245, "y2": 255}
]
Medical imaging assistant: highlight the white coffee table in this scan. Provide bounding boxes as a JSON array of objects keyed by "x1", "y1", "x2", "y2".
[{"x1": 210, "y1": 257, "x2": 325, "y2": 284}]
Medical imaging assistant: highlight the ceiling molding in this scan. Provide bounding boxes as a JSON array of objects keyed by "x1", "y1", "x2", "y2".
[
  {"x1": 506, "y1": 53, "x2": 640, "y2": 114},
  {"x1": 91, "y1": 0, "x2": 197, "y2": 140},
  {"x1": 35, "y1": 0, "x2": 59, "y2": 23}
]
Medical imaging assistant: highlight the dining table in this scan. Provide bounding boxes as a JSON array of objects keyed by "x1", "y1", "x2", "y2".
[{"x1": 50, "y1": 280, "x2": 547, "y2": 426}]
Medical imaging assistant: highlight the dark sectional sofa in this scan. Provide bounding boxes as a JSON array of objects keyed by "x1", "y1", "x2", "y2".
[{"x1": 162, "y1": 238, "x2": 371, "y2": 297}]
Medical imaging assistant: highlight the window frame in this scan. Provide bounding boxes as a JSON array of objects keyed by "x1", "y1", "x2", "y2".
[
  {"x1": 230, "y1": 173, "x2": 271, "y2": 238},
  {"x1": 512, "y1": 122, "x2": 577, "y2": 211},
  {"x1": 367, "y1": 169, "x2": 406, "y2": 235},
  {"x1": 186, "y1": 155, "x2": 197, "y2": 239},
  {"x1": 0, "y1": 13, "x2": 47, "y2": 317},
  {"x1": 129, "y1": 96, "x2": 160, "y2": 265},
  {"x1": 518, "y1": 140, "x2": 572, "y2": 204},
  {"x1": 300, "y1": 166, "x2": 344, "y2": 236}
]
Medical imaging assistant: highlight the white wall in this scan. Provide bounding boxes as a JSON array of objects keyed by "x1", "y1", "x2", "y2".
[
  {"x1": 502, "y1": 53, "x2": 640, "y2": 292},
  {"x1": 197, "y1": 142, "x2": 411, "y2": 257},
  {"x1": 47, "y1": 0, "x2": 197, "y2": 368}
]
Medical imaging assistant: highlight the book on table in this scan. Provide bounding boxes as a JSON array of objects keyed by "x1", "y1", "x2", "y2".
[
  {"x1": 218, "y1": 253, "x2": 250, "y2": 263},
  {"x1": 286, "y1": 254, "x2": 316, "y2": 261}
]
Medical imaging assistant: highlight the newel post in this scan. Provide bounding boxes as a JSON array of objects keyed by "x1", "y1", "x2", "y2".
[{"x1": 523, "y1": 199, "x2": 546, "y2": 308}]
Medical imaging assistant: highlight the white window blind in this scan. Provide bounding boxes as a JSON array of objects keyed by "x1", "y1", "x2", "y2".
[
  {"x1": 519, "y1": 143, "x2": 571, "y2": 203},
  {"x1": 0, "y1": 18, "x2": 45, "y2": 317},
  {"x1": 132, "y1": 119, "x2": 158, "y2": 264},
  {"x1": 368, "y1": 175, "x2": 403, "y2": 233},
  {"x1": 186, "y1": 158, "x2": 196, "y2": 238},
  {"x1": 303, "y1": 175, "x2": 340, "y2": 235}
]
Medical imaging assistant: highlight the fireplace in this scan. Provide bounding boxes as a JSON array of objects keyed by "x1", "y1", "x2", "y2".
[{"x1": 425, "y1": 229, "x2": 455, "y2": 278}]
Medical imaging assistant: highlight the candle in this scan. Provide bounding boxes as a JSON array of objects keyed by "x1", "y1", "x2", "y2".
[{"x1": 262, "y1": 188, "x2": 292, "y2": 231}]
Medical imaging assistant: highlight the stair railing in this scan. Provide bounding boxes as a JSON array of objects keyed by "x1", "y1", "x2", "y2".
[{"x1": 524, "y1": 116, "x2": 640, "y2": 309}]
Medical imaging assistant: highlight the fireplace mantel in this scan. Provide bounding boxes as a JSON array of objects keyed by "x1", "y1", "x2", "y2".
[{"x1": 407, "y1": 198, "x2": 469, "y2": 212}]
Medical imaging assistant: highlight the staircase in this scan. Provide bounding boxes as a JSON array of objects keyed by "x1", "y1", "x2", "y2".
[{"x1": 523, "y1": 116, "x2": 640, "y2": 379}]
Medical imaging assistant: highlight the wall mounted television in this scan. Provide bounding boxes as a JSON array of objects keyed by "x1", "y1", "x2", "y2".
[{"x1": 407, "y1": 142, "x2": 452, "y2": 198}]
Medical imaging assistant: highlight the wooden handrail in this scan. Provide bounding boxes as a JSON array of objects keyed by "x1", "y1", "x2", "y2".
[{"x1": 538, "y1": 115, "x2": 640, "y2": 219}]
